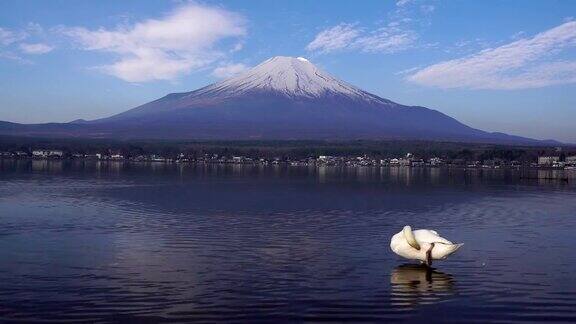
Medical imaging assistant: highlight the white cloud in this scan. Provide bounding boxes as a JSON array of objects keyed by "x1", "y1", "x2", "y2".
[
  {"x1": 211, "y1": 62, "x2": 248, "y2": 78},
  {"x1": 420, "y1": 5, "x2": 435, "y2": 14},
  {"x1": 1, "y1": 24, "x2": 53, "y2": 62},
  {"x1": 0, "y1": 51, "x2": 31, "y2": 63},
  {"x1": 407, "y1": 21, "x2": 576, "y2": 90},
  {"x1": 306, "y1": 23, "x2": 417, "y2": 54},
  {"x1": 355, "y1": 25, "x2": 417, "y2": 53},
  {"x1": 19, "y1": 43, "x2": 53, "y2": 54},
  {"x1": 0, "y1": 27, "x2": 27, "y2": 46},
  {"x1": 396, "y1": 0, "x2": 413, "y2": 7},
  {"x1": 25, "y1": 22, "x2": 44, "y2": 35},
  {"x1": 60, "y1": 3, "x2": 246, "y2": 82},
  {"x1": 0, "y1": 28, "x2": 26, "y2": 62},
  {"x1": 305, "y1": 24, "x2": 360, "y2": 53},
  {"x1": 306, "y1": 0, "x2": 433, "y2": 55}
]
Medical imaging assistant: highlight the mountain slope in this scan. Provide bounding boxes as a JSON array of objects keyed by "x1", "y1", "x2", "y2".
[
  {"x1": 0, "y1": 56, "x2": 557, "y2": 144},
  {"x1": 99, "y1": 56, "x2": 395, "y2": 123}
]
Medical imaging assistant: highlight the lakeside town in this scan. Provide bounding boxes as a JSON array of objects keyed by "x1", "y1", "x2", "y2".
[{"x1": 1, "y1": 147, "x2": 575, "y2": 170}]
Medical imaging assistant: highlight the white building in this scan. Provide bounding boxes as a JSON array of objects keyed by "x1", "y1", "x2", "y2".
[
  {"x1": 48, "y1": 150, "x2": 63, "y2": 157},
  {"x1": 538, "y1": 156, "x2": 559, "y2": 166},
  {"x1": 33, "y1": 150, "x2": 63, "y2": 158},
  {"x1": 398, "y1": 158, "x2": 411, "y2": 167},
  {"x1": 429, "y1": 157, "x2": 443, "y2": 166},
  {"x1": 32, "y1": 150, "x2": 48, "y2": 158}
]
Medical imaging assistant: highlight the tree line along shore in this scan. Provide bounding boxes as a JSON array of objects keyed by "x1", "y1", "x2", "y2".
[{"x1": 0, "y1": 138, "x2": 574, "y2": 169}]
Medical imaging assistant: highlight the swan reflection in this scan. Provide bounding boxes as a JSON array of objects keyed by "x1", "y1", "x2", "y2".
[{"x1": 390, "y1": 264, "x2": 456, "y2": 308}]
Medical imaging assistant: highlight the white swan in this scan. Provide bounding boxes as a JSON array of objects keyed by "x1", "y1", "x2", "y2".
[{"x1": 390, "y1": 226, "x2": 463, "y2": 266}]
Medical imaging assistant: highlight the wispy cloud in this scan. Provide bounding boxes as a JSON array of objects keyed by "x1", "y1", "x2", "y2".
[
  {"x1": 59, "y1": 3, "x2": 246, "y2": 82},
  {"x1": 19, "y1": 43, "x2": 53, "y2": 54},
  {"x1": 407, "y1": 21, "x2": 576, "y2": 90},
  {"x1": 306, "y1": 1, "x2": 432, "y2": 55},
  {"x1": 306, "y1": 22, "x2": 417, "y2": 54},
  {"x1": 420, "y1": 5, "x2": 435, "y2": 14},
  {"x1": 0, "y1": 51, "x2": 31, "y2": 64},
  {"x1": 0, "y1": 27, "x2": 28, "y2": 46},
  {"x1": 305, "y1": 24, "x2": 361, "y2": 53},
  {"x1": 0, "y1": 24, "x2": 52, "y2": 62},
  {"x1": 396, "y1": 0, "x2": 413, "y2": 7},
  {"x1": 211, "y1": 62, "x2": 249, "y2": 78},
  {"x1": 355, "y1": 25, "x2": 418, "y2": 53}
]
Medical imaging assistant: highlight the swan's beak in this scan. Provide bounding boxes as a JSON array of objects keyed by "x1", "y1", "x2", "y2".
[{"x1": 403, "y1": 225, "x2": 421, "y2": 250}]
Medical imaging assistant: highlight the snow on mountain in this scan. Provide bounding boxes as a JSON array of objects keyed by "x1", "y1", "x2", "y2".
[
  {"x1": 190, "y1": 56, "x2": 391, "y2": 104},
  {"x1": 0, "y1": 55, "x2": 554, "y2": 144}
]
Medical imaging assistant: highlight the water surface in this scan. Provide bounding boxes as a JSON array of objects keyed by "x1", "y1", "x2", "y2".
[{"x1": 1, "y1": 160, "x2": 575, "y2": 323}]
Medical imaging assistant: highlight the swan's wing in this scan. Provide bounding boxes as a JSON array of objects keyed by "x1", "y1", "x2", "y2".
[{"x1": 414, "y1": 229, "x2": 453, "y2": 244}]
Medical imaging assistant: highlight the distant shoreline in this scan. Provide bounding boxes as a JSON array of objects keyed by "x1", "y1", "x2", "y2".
[
  {"x1": 1, "y1": 136, "x2": 575, "y2": 171},
  {"x1": 1, "y1": 155, "x2": 575, "y2": 172}
]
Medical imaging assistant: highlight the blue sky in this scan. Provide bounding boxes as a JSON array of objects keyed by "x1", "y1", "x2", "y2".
[{"x1": 0, "y1": 0, "x2": 575, "y2": 142}]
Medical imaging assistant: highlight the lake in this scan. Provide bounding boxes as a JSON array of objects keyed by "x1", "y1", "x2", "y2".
[{"x1": 1, "y1": 160, "x2": 575, "y2": 323}]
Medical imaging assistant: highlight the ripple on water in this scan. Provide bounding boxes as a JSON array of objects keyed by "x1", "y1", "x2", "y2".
[{"x1": 0, "y1": 165, "x2": 576, "y2": 322}]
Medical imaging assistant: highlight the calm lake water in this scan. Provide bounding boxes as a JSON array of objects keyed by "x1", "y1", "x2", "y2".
[{"x1": 1, "y1": 160, "x2": 576, "y2": 323}]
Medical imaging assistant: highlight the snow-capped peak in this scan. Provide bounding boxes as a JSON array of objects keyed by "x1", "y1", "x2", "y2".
[{"x1": 195, "y1": 56, "x2": 388, "y2": 103}]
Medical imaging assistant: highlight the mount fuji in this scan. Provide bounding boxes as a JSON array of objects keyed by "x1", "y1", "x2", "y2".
[{"x1": 0, "y1": 56, "x2": 555, "y2": 144}]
